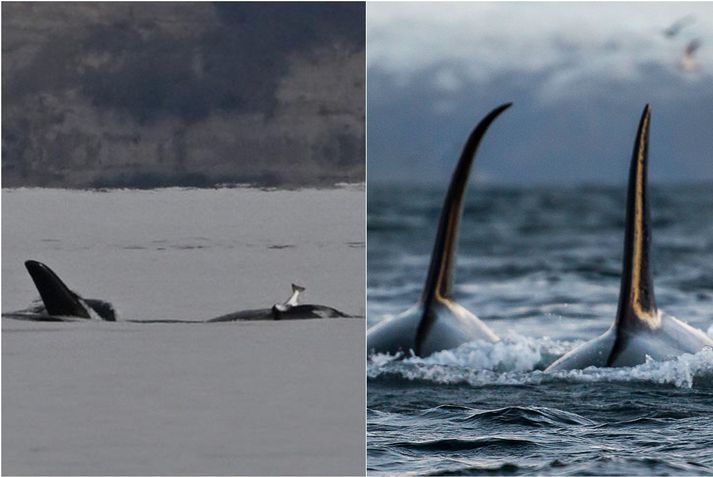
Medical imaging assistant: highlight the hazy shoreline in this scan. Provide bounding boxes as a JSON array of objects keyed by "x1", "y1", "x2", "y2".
[{"x1": 1, "y1": 182, "x2": 366, "y2": 192}]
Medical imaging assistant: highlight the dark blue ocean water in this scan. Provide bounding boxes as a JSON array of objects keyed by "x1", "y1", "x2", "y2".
[{"x1": 367, "y1": 184, "x2": 713, "y2": 475}]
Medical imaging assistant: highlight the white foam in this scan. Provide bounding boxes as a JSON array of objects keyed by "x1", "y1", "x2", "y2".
[
  {"x1": 551, "y1": 348, "x2": 713, "y2": 389},
  {"x1": 368, "y1": 336, "x2": 713, "y2": 389},
  {"x1": 369, "y1": 334, "x2": 576, "y2": 372}
]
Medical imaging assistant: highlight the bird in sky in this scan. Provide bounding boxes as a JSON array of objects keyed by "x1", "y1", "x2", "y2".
[
  {"x1": 679, "y1": 38, "x2": 702, "y2": 72},
  {"x1": 663, "y1": 14, "x2": 696, "y2": 38}
]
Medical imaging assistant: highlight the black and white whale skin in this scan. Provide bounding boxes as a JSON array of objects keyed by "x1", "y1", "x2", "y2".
[
  {"x1": 3, "y1": 263, "x2": 352, "y2": 323},
  {"x1": 2, "y1": 260, "x2": 117, "y2": 321},
  {"x1": 546, "y1": 105, "x2": 713, "y2": 372},
  {"x1": 208, "y1": 284, "x2": 351, "y2": 322},
  {"x1": 367, "y1": 103, "x2": 511, "y2": 357}
]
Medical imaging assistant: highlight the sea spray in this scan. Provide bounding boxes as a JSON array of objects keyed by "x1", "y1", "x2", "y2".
[{"x1": 369, "y1": 336, "x2": 713, "y2": 389}]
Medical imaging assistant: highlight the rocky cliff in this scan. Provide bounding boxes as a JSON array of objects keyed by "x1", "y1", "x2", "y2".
[{"x1": 2, "y1": 3, "x2": 365, "y2": 188}]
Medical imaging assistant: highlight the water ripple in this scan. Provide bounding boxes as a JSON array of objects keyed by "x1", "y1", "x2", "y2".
[{"x1": 368, "y1": 185, "x2": 713, "y2": 475}]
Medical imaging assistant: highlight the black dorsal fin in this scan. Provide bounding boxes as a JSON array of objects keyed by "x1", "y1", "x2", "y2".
[
  {"x1": 24, "y1": 260, "x2": 91, "y2": 318},
  {"x1": 414, "y1": 103, "x2": 511, "y2": 355},
  {"x1": 614, "y1": 105, "x2": 659, "y2": 336},
  {"x1": 420, "y1": 103, "x2": 511, "y2": 305}
]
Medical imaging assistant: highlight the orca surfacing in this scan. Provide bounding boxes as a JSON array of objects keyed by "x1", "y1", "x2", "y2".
[
  {"x1": 546, "y1": 105, "x2": 713, "y2": 371},
  {"x1": 208, "y1": 283, "x2": 350, "y2": 321},
  {"x1": 1, "y1": 260, "x2": 117, "y2": 321},
  {"x1": 3, "y1": 262, "x2": 351, "y2": 323},
  {"x1": 367, "y1": 103, "x2": 511, "y2": 357}
]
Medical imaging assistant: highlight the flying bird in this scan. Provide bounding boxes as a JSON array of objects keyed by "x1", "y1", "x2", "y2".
[
  {"x1": 663, "y1": 14, "x2": 695, "y2": 38},
  {"x1": 679, "y1": 38, "x2": 702, "y2": 72}
]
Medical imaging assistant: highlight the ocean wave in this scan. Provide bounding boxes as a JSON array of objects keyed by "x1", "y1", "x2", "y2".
[
  {"x1": 459, "y1": 406, "x2": 595, "y2": 427},
  {"x1": 425, "y1": 462, "x2": 523, "y2": 476},
  {"x1": 550, "y1": 350, "x2": 713, "y2": 389},
  {"x1": 392, "y1": 436, "x2": 539, "y2": 452},
  {"x1": 368, "y1": 337, "x2": 713, "y2": 389},
  {"x1": 368, "y1": 335, "x2": 577, "y2": 373}
]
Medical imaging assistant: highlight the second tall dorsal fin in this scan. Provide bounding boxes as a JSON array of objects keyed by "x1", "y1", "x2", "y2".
[
  {"x1": 420, "y1": 103, "x2": 512, "y2": 305},
  {"x1": 614, "y1": 105, "x2": 659, "y2": 334}
]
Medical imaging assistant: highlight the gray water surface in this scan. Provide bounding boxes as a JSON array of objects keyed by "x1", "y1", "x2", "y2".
[{"x1": 2, "y1": 186, "x2": 366, "y2": 475}]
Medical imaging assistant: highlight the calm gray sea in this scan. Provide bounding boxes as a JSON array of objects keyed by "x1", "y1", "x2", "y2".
[{"x1": 2, "y1": 186, "x2": 365, "y2": 475}]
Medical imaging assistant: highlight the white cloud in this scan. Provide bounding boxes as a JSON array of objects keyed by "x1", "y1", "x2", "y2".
[{"x1": 368, "y1": 2, "x2": 713, "y2": 98}]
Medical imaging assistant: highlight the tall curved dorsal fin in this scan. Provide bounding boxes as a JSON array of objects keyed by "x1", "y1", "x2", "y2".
[
  {"x1": 24, "y1": 260, "x2": 92, "y2": 319},
  {"x1": 613, "y1": 105, "x2": 659, "y2": 337},
  {"x1": 420, "y1": 103, "x2": 511, "y2": 305},
  {"x1": 414, "y1": 103, "x2": 511, "y2": 354}
]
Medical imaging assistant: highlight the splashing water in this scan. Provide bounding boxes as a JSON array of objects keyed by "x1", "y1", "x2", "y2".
[
  {"x1": 369, "y1": 336, "x2": 713, "y2": 389},
  {"x1": 368, "y1": 185, "x2": 713, "y2": 475}
]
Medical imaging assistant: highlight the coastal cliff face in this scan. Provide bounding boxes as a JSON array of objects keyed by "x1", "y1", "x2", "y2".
[{"x1": 2, "y1": 3, "x2": 365, "y2": 188}]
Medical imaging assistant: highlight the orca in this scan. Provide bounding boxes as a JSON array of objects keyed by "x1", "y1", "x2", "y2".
[
  {"x1": 366, "y1": 103, "x2": 511, "y2": 357},
  {"x1": 546, "y1": 105, "x2": 713, "y2": 371},
  {"x1": 2, "y1": 260, "x2": 117, "y2": 321},
  {"x1": 3, "y1": 262, "x2": 351, "y2": 323},
  {"x1": 208, "y1": 283, "x2": 351, "y2": 322}
]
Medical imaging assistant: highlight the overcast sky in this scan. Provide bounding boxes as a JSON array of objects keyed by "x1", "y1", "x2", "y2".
[{"x1": 368, "y1": 2, "x2": 713, "y2": 185}]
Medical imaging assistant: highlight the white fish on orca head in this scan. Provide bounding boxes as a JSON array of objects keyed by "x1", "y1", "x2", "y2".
[{"x1": 208, "y1": 283, "x2": 351, "y2": 321}]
